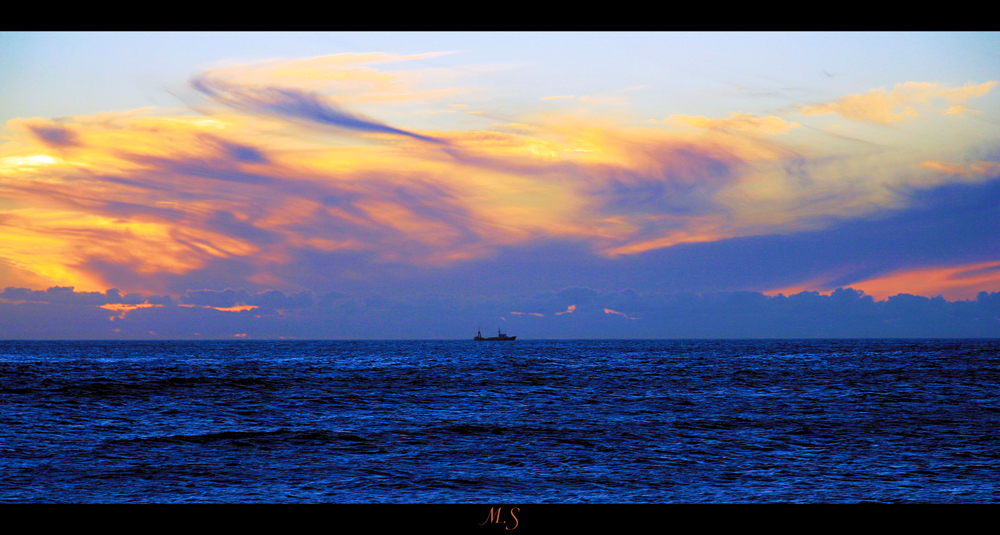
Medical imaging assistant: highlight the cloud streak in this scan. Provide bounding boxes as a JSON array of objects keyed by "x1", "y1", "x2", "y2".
[
  {"x1": 665, "y1": 112, "x2": 800, "y2": 136},
  {"x1": 192, "y1": 77, "x2": 446, "y2": 144},
  {"x1": 797, "y1": 81, "x2": 997, "y2": 125}
]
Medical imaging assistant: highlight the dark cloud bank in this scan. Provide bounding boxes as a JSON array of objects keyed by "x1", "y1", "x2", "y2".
[{"x1": 3, "y1": 286, "x2": 999, "y2": 339}]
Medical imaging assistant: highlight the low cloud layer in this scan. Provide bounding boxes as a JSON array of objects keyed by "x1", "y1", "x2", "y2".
[{"x1": 3, "y1": 285, "x2": 999, "y2": 339}]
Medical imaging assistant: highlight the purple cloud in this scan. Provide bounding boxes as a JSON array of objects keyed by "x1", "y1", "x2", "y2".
[{"x1": 192, "y1": 77, "x2": 445, "y2": 144}]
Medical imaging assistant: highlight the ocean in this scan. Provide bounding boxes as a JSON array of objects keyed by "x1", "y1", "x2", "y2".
[{"x1": 2, "y1": 339, "x2": 999, "y2": 503}]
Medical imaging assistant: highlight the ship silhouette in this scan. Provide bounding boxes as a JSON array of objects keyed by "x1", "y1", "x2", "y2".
[{"x1": 474, "y1": 328, "x2": 516, "y2": 341}]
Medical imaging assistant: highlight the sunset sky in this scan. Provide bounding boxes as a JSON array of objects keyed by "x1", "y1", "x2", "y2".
[{"x1": 2, "y1": 32, "x2": 999, "y2": 339}]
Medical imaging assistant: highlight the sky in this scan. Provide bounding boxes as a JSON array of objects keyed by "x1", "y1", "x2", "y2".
[{"x1": 2, "y1": 32, "x2": 1000, "y2": 339}]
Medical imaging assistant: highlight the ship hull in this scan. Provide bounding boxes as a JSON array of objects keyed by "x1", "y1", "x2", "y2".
[{"x1": 474, "y1": 328, "x2": 516, "y2": 341}]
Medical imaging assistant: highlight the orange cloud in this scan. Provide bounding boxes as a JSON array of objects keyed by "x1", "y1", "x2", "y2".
[
  {"x1": 765, "y1": 261, "x2": 1000, "y2": 302},
  {"x1": 99, "y1": 303, "x2": 162, "y2": 319},
  {"x1": 173, "y1": 303, "x2": 258, "y2": 312},
  {"x1": 603, "y1": 308, "x2": 638, "y2": 319},
  {"x1": 0, "y1": 102, "x2": 969, "y2": 292},
  {"x1": 665, "y1": 112, "x2": 799, "y2": 136},
  {"x1": 920, "y1": 160, "x2": 1000, "y2": 179},
  {"x1": 843, "y1": 261, "x2": 1000, "y2": 301},
  {"x1": 211, "y1": 305, "x2": 258, "y2": 312},
  {"x1": 3, "y1": 57, "x2": 998, "y2": 297},
  {"x1": 797, "y1": 81, "x2": 997, "y2": 125}
]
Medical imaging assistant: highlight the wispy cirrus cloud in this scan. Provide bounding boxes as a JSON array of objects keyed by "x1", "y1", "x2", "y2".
[
  {"x1": 2, "y1": 98, "x2": 994, "y2": 296},
  {"x1": 920, "y1": 160, "x2": 1000, "y2": 179},
  {"x1": 664, "y1": 112, "x2": 800, "y2": 136},
  {"x1": 797, "y1": 81, "x2": 997, "y2": 125},
  {"x1": 198, "y1": 52, "x2": 459, "y2": 102},
  {"x1": 2, "y1": 49, "x2": 999, "y2": 304},
  {"x1": 192, "y1": 77, "x2": 446, "y2": 144}
]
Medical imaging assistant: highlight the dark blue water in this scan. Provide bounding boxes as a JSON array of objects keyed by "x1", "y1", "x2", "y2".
[{"x1": 2, "y1": 339, "x2": 999, "y2": 503}]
